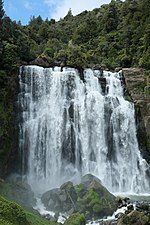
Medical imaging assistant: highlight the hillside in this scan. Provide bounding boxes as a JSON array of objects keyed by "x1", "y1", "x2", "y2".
[{"x1": 0, "y1": 0, "x2": 150, "y2": 73}]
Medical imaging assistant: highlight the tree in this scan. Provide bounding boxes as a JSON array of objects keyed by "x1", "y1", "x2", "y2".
[
  {"x1": 0, "y1": 0, "x2": 5, "y2": 67},
  {"x1": 64, "y1": 8, "x2": 73, "y2": 20},
  {"x1": 0, "y1": 0, "x2": 4, "y2": 21},
  {"x1": 0, "y1": 0, "x2": 5, "y2": 39}
]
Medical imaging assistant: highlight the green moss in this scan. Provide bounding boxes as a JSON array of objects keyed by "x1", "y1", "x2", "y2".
[
  {"x1": 0, "y1": 195, "x2": 29, "y2": 225},
  {"x1": 0, "y1": 195, "x2": 58, "y2": 225},
  {"x1": 144, "y1": 72, "x2": 150, "y2": 95},
  {"x1": 64, "y1": 213, "x2": 86, "y2": 225},
  {"x1": 118, "y1": 210, "x2": 149, "y2": 225},
  {"x1": 147, "y1": 133, "x2": 150, "y2": 152},
  {"x1": 75, "y1": 184, "x2": 86, "y2": 199},
  {"x1": 26, "y1": 211, "x2": 57, "y2": 225},
  {"x1": 93, "y1": 203, "x2": 103, "y2": 213},
  {"x1": 75, "y1": 179, "x2": 117, "y2": 219}
]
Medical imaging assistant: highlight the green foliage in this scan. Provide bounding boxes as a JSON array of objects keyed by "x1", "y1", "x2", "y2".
[
  {"x1": 0, "y1": 195, "x2": 29, "y2": 225},
  {"x1": 0, "y1": 195, "x2": 58, "y2": 225},
  {"x1": 75, "y1": 179, "x2": 116, "y2": 219},
  {"x1": 0, "y1": 0, "x2": 150, "y2": 71},
  {"x1": 2, "y1": 41, "x2": 18, "y2": 70},
  {"x1": 64, "y1": 213, "x2": 86, "y2": 225},
  {"x1": 0, "y1": 0, "x2": 4, "y2": 20}
]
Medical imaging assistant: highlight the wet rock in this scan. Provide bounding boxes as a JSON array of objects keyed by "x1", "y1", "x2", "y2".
[
  {"x1": 41, "y1": 174, "x2": 117, "y2": 220},
  {"x1": 136, "y1": 202, "x2": 150, "y2": 212},
  {"x1": 76, "y1": 174, "x2": 117, "y2": 219},
  {"x1": 123, "y1": 68, "x2": 150, "y2": 161},
  {"x1": 117, "y1": 210, "x2": 150, "y2": 225},
  {"x1": 127, "y1": 204, "x2": 134, "y2": 211},
  {"x1": 30, "y1": 55, "x2": 53, "y2": 68},
  {"x1": 81, "y1": 174, "x2": 102, "y2": 187},
  {"x1": 98, "y1": 77, "x2": 107, "y2": 95},
  {"x1": 41, "y1": 182, "x2": 77, "y2": 214},
  {"x1": 116, "y1": 196, "x2": 130, "y2": 208}
]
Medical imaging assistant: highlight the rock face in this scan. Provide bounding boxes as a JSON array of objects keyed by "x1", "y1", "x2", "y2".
[
  {"x1": 123, "y1": 68, "x2": 150, "y2": 161},
  {"x1": 117, "y1": 210, "x2": 150, "y2": 225},
  {"x1": 41, "y1": 181, "x2": 77, "y2": 214},
  {"x1": 41, "y1": 174, "x2": 117, "y2": 220}
]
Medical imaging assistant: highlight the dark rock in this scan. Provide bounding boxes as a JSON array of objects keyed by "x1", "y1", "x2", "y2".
[
  {"x1": 98, "y1": 77, "x2": 107, "y2": 95},
  {"x1": 81, "y1": 174, "x2": 102, "y2": 187},
  {"x1": 41, "y1": 188, "x2": 62, "y2": 212},
  {"x1": 30, "y1": 55, "x2": 54, "y2": 68},
  {"x1": 116, "y1": 196, "x2": 130, "y2": 207},
  {"x1": 127, "y1": 204, "x2": 134, "y2": 211},
  {"x1": 41, "y1": 182, "x2": 77, "y2": 214},
  {"x1": 136, "y1": 202, "x2": 150, "y2": 212}
]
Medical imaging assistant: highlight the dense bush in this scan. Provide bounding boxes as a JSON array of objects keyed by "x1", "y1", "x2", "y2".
[{"x1": 0, "y1": 0, "x2": 150, "y2": 73}]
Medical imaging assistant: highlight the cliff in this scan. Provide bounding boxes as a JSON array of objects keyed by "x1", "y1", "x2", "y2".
[{"x1": 123, "y1": 68, "x2": 150, "y2": 161}]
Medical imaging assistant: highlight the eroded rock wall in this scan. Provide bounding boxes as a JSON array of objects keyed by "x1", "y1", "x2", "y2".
[{"x1": 123, "y1": 68, "x2": 150, "y2": 161}]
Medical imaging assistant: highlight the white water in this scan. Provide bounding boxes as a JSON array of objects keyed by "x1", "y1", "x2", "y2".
[{"x1": 19, "y1": 65, "x2": 150, "y2": 194}]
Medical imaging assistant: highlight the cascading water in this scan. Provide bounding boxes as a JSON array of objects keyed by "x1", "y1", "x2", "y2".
[{"x1": 19, "y1": 65, "x2": 150, "y2": 194}]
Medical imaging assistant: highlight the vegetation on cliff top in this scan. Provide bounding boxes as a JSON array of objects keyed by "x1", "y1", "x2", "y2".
[{"x1": 0, "y1": 0, "x2": 150, "y2": 73}]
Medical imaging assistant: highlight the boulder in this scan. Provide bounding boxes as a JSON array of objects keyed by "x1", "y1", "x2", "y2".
[
  {"x1": 41, "y1": 174, "x2": 117, "y2": 220},
  {"x1": 136, "y1": 202, "x2": 150, "y2": 212},
  {"x1": 117, "y1": 210, "x2": 150, "y2": 225},
  {"x1": 76, "y1": 174, "x2": 117, "y2": 219},
  {"x1": 41, "y1": 181, "x2": 77, "y2": 214}
]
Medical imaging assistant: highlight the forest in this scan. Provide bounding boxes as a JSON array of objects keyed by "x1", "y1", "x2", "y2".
[{"x1": 0, "y1": 0, "x2": 150, "y2": 76}]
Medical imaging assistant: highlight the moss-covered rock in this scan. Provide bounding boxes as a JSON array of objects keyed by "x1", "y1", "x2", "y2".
[
  {"x1": 41, "y1": 181, "x2": 77, "y2": 214},
  {"x1": 42, "y1": 174, "x2": 117, "y2": 220},
  {"x1": 64, "y1": 213, "x2": 86, "y2": 225},
  {"x1": 76, "y1": 174, "x2": 117, "y2": 219},
  {"x1": 117, "y1": 210, "x2": 150, "y2": 225}
]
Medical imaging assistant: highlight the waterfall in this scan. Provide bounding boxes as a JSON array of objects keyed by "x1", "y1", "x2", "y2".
[{"x1": 19, "y1": 65, "x2": 150, "y2": 194}]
